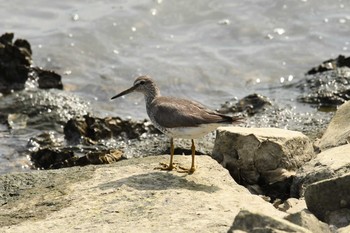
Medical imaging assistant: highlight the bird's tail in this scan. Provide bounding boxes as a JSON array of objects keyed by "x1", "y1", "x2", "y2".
[{"x1": 219, "y1": 115, "x2": 244, "y2": 124}]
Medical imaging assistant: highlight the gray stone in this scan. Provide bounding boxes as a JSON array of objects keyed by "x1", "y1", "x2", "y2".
[
  {"x1": 317, "y1": 101, "x2": 350, "y2": 150},
  {"x1": 0, "y1": 155, "x2": 287, "y2": 233},
  {"x1": 284, "y1": 209, "x2": 332, "y2": 233},
  {"x1": 291, "y1": 144, "x2": 350, "y2": 197},
  {"x1": 304, "y1": 172, "x2": 350, "y2": 227},
  {"x1": 212, "y1": 127, "x2": 314, "y2": 185},
  {"x1": 228, "y1": 209, "x2": 311, "y2": 233}
]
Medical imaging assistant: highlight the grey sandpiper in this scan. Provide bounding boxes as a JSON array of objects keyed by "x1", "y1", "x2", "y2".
[{"x1": 111, "y1": 75, "x2": 242, "y2": 173}]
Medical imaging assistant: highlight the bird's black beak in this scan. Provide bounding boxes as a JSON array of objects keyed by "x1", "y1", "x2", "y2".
[{"x1": 111, "y1": 85, "x2": 137, "y2": 100}]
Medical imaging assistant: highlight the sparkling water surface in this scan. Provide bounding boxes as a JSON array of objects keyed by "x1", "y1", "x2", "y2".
[{"x1": 0, "y1": 0, "x2": 349, "y2": 173}]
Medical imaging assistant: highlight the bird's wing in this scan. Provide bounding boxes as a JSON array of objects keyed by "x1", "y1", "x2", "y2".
[{"x1": 151, "y1": 97, "x2": 230, "y2": 128}]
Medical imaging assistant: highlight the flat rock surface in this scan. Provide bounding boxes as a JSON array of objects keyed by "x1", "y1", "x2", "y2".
[{"x1": 0, "y1": 155, "x2": 286, "y2": 233}]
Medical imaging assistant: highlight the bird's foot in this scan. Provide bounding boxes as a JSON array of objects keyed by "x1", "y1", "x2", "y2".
[
  {"x1": 177, "y1": 166, "x2": 196, "y2": 174},
  {"x1": 154, "y1": 162, "x2": 177, "y2": 171}
]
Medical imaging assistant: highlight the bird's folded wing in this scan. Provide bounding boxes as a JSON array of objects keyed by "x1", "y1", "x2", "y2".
[{"x1": 152, "y1": 97, "x2": 227, "y2": 128}]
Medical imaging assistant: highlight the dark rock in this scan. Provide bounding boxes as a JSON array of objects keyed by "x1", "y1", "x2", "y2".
[
  {"x1": 217, "y1": 93, "x2": 272, "y2": 115},
  {"x1": 0, "y1": 32, "x2": 64, "y2": 93},
  {"x1": 0, "y1": 33, "x2": 31, "y2": 94},
  {"x1": 74, "y1": 149, "x2": 124, "y2": 166},
  {"x1": 31, "y1": 67, "x2": 63, "y2": 90},
  {"x1": 307, "y1": 55, "x2": 350, "y2": 75},
  {"x1": 64, "y1": 114, "x2": 160, "y2": 144},
  {"x1": 31, "y1": 148, "x2": 74, "y2": 169},
  {"x1": 30, "y1": 146, "x2": 125, "y2": 170},
  {"x1": 295, "y1": 55, "x2": 350, "y2": 109}
]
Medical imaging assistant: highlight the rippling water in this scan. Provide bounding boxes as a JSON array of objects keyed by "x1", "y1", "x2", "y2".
[{"x1": 1, "y1": 0, "x2": 349, "y2": 173}]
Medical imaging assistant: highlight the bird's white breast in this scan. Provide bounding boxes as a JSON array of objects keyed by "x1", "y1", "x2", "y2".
[{"x1": 162, "y1": 123, "x2": 222, "y2": 139}]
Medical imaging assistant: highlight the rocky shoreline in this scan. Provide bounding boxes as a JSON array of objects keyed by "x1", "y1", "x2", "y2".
[{"x1": 1, "y1": 33, "x2": 350, "y2": 232}]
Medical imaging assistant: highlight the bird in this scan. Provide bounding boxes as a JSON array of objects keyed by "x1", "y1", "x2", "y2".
[{"x1": 111, "y1": 75, "x2": 242, "y2": 173}]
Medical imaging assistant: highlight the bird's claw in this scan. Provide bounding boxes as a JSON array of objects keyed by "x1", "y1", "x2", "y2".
[
  {"x1": 177, "y1": 166, "x2": 196, "y2": 174},
  {"x1": 154, "y1": 162, "x2": 177, "y2": 171}
]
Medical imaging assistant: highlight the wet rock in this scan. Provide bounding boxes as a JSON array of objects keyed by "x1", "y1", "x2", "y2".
[
  {"x1": 228, "y1": 209, "x2": 311, "y2": 233},
  {"x1": 30, "y1": 146, "x2": 124, "y2": 170},
  {"x1": 0, "y1": 89, "x2": 90, "y2": 129},
  {"x1": 31, "y1": 67, "x2": 63, "y2": 90},
  {"x1": 291, "y1": 144, "x2": 350, "y2": 197},
  {"x1": 295, "y1": 56, "x2": 350, "y2": 110},
  {"x1": 0, "y1": 155, "x2": 287, "y2": 232},
  {"x1": 304, "y1": 173, "x2": 350, "y2": 227},
  {"x1": 27, "y1": 132, "x2": 63, "y2": 151},
  {"x1": 0, "y1": 32, "x2": 31, "y2": 94},
  {"x1": 64, "y1": 114, "x2": 159, "y2": 144},
  {"x1": 75, "y1": 149, "x2": 124, "y2": 166},
  {"x1": 316, "y1": 101, "x2": 350, "y2": 151},
  {"x1": 7, "y1": 113, "x2": 29, "y2": 130},
  {"x1": 212, "y1": 127, "x2": 315, "y2": 200},
  {"x1": 31, "y1": 148, "x2": 75, "y2": 169},
  {"x1": 0, "y1": 32, "x2": 63, "y2": 94},
  {"x1": 284, "y1": 209, "x2": 332, "y2": 233},
  {"x1": 307, "y1": 55, "x2": 350, "y2": 75},
  {"x1": 217, "y1": 93, "x2": 272, "y2": 115}
]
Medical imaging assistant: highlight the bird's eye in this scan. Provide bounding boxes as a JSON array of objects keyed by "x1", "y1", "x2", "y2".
[{"x1": 139, "y1": 80, "x2": 145, "y2": 85}]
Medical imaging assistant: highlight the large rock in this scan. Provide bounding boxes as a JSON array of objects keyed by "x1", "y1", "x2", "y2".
[
  {"x1": 304, "y1": 172, "x2": 350, "y2": 227},
  {"x1": 212, "y1": 127, "x2": 314, "y2": 198},
  {"x1": 316, "y1": 101, "x2": 350, "y2": 150},
  {"x1": 0, "y1": 155, "x2": 288, "y2": 232},
  {"x1": 291, "y1": 144, "x2": 350, "y2": 197},
  {"x1": 228, "y1": 209, "x2": 311, "y2": 233}
]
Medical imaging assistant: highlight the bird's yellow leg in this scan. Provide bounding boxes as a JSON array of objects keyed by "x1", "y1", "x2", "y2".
[
  {"x1": 155, "y1": 137, "x2": 176, "y2": 171},
  {"x1": 178, "y1": 139, "x2": 196, "y2": 174}
]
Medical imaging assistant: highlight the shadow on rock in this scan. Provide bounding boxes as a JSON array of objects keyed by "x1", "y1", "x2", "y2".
[{"x1": 99, "y1": 172, "x2": 220, "y2": 193}]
